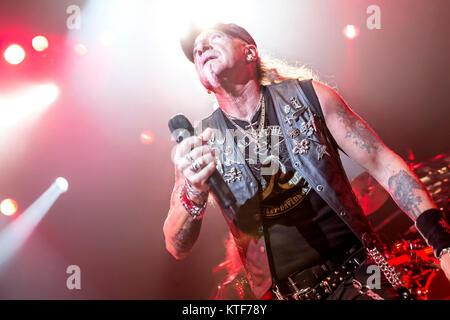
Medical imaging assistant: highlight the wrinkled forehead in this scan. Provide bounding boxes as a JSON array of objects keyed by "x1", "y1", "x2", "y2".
[{"x1": 194, "y1": 29, "x2": 228, "y2": 46}]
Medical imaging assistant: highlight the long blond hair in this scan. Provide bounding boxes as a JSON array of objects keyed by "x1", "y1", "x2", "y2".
[
  {"x1": 257, "y1": 53, "x2": 318, "y2": 85},
  {"x1": 211, "y1": 54, "x2": 319, "y2": 110}
]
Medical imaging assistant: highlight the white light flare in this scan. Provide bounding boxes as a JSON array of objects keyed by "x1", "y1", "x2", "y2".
[
  {"x1": 74, "y1": 43, "x2": 88, "y2": 55},
  {"x1": 0, "y1": 83, "x2": 60, "y2": 129},
  {"x1": 0, "y1": 199, "x2": 18, "y2": 216},
  {"x1": 32, "y1": 35, "x2": 49, "y2": 52},
  {"x1": 0, "y1": 178, "x2": 69, "y2": 270},
  {"x1": 150, "y1": 0, "x2": 260, "y2": 57},
  {"x1": 140, "y1": 130, "x2": 154, "y2": 145},
  {"x1": 4, "y1": 44, "x2": 26, "y2": 65},
  {"x1": 55, "y1": 177, "x2": 69, "y2": 193},
  {"x1": 99, "y1": 30, "x2": 115, "y2": 46},
  {"x1": 343, "y1": 24, "x2": 360, "y2": 40}
]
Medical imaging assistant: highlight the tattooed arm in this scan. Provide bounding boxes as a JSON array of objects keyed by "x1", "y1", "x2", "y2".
[
  {"x1": 163, "y1": 169, "x2": 204, "y2": 260},
  {"x1": 163, "y1": 129, "x2": 215, "y2": 259},
  {"x1": 312, "y1": 81, "x2": 437, "y2": 220}
]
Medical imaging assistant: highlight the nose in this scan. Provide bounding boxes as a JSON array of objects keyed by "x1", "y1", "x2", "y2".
[
  {"x1": 194, "y1": 40, "x2": 212, "y2": 58},
  {"x1": 197, "y1": 42, "x2": 211, "y2": 56}
]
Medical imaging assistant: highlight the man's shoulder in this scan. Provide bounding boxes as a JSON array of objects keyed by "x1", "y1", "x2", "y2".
[
  {"x1": 271, "y1": 78, "x2": 334, "y2": 112},
  {"x1": 194, "y1": 108, "x2": 222, "y2": 132},
  {"x1": 266, "y1": 78, "x2": 312, "y2": 90},
  {"x1": 202, "y1": 108, "x2": 222, "y2": 124}
]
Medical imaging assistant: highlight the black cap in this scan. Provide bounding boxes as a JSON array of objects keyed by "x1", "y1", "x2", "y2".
[{"x1": 180, "y1": 23, "x2": 256, "y2": 63}]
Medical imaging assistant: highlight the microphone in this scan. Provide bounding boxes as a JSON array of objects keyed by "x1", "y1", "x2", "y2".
[{"x1": 168, "y1": 114, "x2": 237, "y2": 212}]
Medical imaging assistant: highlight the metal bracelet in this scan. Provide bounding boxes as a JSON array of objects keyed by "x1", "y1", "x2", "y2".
[
  {"x1": 180, "y1": 184, "x2": 206, "y2": 220},
  {"x1": 185, "y1": 180, "x2": 208, "y2": 199}
]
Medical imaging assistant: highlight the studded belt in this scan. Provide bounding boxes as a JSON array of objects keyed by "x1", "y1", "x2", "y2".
[{"x1": 272, "y1": 248, "x2": 367, "y2": 300}]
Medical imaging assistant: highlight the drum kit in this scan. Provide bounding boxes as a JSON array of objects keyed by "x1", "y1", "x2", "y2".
[{"x1": 351, "y1": 152, "x2": 450, "y2": 300}]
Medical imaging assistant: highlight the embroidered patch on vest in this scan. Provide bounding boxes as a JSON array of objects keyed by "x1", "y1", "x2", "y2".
[{"x1": 262, "y1": 185, "x2": 311, "y2": 218}]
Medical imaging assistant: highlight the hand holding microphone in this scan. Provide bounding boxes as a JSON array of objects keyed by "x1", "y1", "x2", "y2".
[
  {"x1": 173, "y1": 127, "x2": 216, "y2": 196},
  {"x1": 169, "y1": 114, "x2": 237, "y2": 213}
]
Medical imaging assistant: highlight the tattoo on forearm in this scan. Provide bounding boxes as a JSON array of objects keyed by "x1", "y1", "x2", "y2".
[
  {"x1": 337, "y1": 109, "x2": 380, "y2": 154},
  {"x1": 388, "y1": 170, "x2": 423, "y2": 218},
  {"x1": 173, "y1": 218, "x2": 202, "y2": 253}
]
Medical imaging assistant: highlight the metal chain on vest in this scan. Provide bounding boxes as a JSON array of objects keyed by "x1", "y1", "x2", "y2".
[
  {"x1": 366, "y1": 247, "x2": 404, "y2": 290},
  {"x1": 352, "y1": 279, "x2": 384, "y2": 300}
]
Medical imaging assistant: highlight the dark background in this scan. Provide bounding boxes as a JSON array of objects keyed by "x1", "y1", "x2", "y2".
[{"x1": 0, "y1": 0, "x2": 448, "y2": 299}]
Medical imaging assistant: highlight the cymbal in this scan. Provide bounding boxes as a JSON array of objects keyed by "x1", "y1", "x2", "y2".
[
  {"x1": 412, "y1": 152, "x2": 450, "y2": 212},
  {"x1": 351, "y1": 171, "x2": 390, "y2": 215}
]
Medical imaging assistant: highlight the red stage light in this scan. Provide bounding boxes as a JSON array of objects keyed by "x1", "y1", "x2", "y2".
[
  {"x1": 0, "y1": 199, "x2": 18, "y2": 216},
  {"x1": 140, "y1": 130, "x2": 154, "y2": 144},
  {"x1": 32, "y1": 35, "x2": 49, "y2": 52},
  {"x1": 4, "y1": 44, "x2": 26, "y2": 65},
  {"x1": 343, "y1": 25, "x2": 360, "y2": 40}
]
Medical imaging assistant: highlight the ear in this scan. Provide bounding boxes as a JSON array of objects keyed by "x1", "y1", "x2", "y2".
[{"x1": 245, "y1": 44, "x2": 258, "y2": 62}]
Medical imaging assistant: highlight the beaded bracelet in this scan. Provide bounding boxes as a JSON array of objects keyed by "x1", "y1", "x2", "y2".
[{"x1": 180, "y1": 183, "x2": 207, "y2": 220}]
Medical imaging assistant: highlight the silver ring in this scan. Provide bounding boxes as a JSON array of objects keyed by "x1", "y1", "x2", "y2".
[
  {"x1": 185, "y1": 151, "x2": 194, "y2": 163},
  {"x1": 190, "y1": 160, "x2": 201, "y2": 173}
]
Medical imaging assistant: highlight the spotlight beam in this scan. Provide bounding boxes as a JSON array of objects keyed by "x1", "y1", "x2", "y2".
[
  {"x1": 0, "y1": 83, "x2": 59, "y2": 129},
  {"x1": 0, "y1": 179, "x2": 68, "y2": 271}
]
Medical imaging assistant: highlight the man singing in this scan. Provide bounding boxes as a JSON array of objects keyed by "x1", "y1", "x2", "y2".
[{"x1": 163, "y1": 23, "x2": 450, "y2": 300}]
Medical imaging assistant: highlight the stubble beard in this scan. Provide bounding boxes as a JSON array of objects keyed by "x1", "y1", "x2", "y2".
[{"x1": 203, "y1": 62, "x2": 221, "y2": 90}]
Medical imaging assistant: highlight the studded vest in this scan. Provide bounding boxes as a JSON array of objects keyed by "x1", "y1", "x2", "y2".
[{"x1": 199, "y1": 79, "x2": 375, "y2": 299}]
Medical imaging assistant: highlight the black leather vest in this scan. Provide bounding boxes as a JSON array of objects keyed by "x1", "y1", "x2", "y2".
[{"x1": 199, "y1": 79, "x2": 375, "y2": 298}]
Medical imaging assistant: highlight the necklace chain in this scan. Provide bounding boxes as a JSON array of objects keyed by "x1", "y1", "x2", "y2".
[{"x1": 224, "y1": 91, "x2": 266, "y2": 144}]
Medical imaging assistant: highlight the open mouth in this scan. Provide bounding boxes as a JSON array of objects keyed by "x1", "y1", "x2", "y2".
[{"x1": 202, "y1": 55, "x2": 218, "y2": 66}]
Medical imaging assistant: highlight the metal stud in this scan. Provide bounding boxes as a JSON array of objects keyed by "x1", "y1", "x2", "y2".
[
  {"x1": 300, "y1": 122, "x2": 313, "y2": 135},
  {"x1": 289, "y1": 97, "x2": 307, "y2": 113},
  {"x1": 289, "y1": 129, "x2": 301, "y2": 139},
  {"x1": 316, "y1": 144, "x2": 330, "y2": 160},
  {"x1": 292, "y1": 139, "x2": 310, "y2": 155},
  {"x1": 284, "y1": 116, "x2": 296, "y2": 126},
  {"x1": 223, "y1": 167, "x2": 242, "y2": 183}
]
